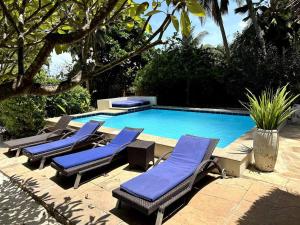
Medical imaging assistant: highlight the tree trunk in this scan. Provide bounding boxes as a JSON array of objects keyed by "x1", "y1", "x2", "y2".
[
  {"x1": 246, "y1": 0, "x2": 267, "y2": 56},
  {"x1": 214, "y1": 0, "x2": 230, "y2": 61}
]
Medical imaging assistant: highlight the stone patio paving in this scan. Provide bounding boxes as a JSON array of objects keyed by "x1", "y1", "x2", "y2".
[
  {"x1": 0, "y1": 172, "x2": 61, "y2": 225},
  {"x1": 0, "y1": 122, "x2": 299, "y2": 225},
  {"x1": 242, "y1": 123, "x2": 300, "y2": 189}
]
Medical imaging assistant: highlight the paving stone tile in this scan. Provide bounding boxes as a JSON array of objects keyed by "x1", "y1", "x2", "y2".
[
  {"x1": 198, "y1": 181, "x2": 247, "y2": 203},
  {"x1": 77, "y1": 185, "x2": 117, "y2": 211},
  {"x1": 1, "y1": 163, "x2": 32, "y2": 177},
  {"x1": 168, "y1": 204, "x2": 223, "y2": 225},
  {"x1": 243, "y1": 182, "x2": 278, "y2": 203},
  {"x1": 189, "y1": 193, "x2": 238, "y2": 218},
  {"x1": 96, "y1": 170, "x2": 140, "y2": 192},
  {"x1": 213, "y1": 177, "x2": 253, "y2": 190}
]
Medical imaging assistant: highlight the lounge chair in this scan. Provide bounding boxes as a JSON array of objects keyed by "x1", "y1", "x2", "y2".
[
  {"x1": 51, "y1": 127, "x2": 144, "y2": 189},
  {"x1": 112, "y1": 135, "x2": 225, "y2": 225},
  {"x1": 112, "y1": 99, "x2": 150, "y2": 108},
  {"x1": 4, "y1": 115, "x2": 73, "y2": 157},
  {"x1": 22, "y1": 120, "x2": 104, "y2": 169}
]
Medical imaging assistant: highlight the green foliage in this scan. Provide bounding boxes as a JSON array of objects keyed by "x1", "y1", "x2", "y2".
[
  {"x1": 241, "y1": 85, "x2": 299, "y2": 130},
  {"x1": 0, "y1": 96, "x2": 46, "y2": 138},
  {"x1": 70, "y1": 23, "x2": 153, "y2": 105},
  {"x1": 46, "y1": 86, "x2": 91, "y2": 117},
  {"x1": 0, "y1": 0, "x2": 208, "y2": 103},
  {"x1": 135, "y1": 26, "x2": 300, "y2": 107},
  {"x1": 0, "y1": 71, "x2": 91, "y2": 137},
  {"x1": 235, "y1": 0, "x2": 300, "y2": 52},
  {"x1": 225, "y1": 28, "x2": 300, "y2": 103},
  {"x1": 134, "y1": 33, "x2": 226, "y2": 106}
]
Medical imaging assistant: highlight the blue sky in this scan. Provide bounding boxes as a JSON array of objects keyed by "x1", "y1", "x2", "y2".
[
  {"x1": 147, "y1": 1, "x2": 248, "y2": 45},
  {"x1": 49, "y1": 1, "x2": 248, "y2": 75}
]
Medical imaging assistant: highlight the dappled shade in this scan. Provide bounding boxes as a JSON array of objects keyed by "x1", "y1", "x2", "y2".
[{"x1": 238, "y1": 188, "x2": 300, "y2": 225}]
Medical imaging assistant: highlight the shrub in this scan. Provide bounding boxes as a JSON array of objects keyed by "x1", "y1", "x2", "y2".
[
  {"x1": 241, "y1": 85, "x2": 299, "y2": 130},
  {"x1": 0, "y1": 95, "x2": 46, "y2": 138},
  {"x1": 46, "y1": 85, "x2": 91, "y2": 117},
  {"x1": 225, "y1": 29, "x2": 300, "y2": 104},
  {"x1": 134, "y1": 45, "x2": 227, "y2": 107},
  {"x1": 0, "y1": 71, "x2": 91, "y2": 137}
]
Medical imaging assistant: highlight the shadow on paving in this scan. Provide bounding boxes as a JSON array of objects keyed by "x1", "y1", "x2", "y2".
[
  {"x1": 238, "y1": 188, "x2": 300, "y2": 225},
  {"x1": 279, "y1": 124, "x2": 300, "y2": 139},
  {"x1": 3, "y1": 151, "x2": 17, "y2": 158},
  {"x1": 0, "y1": 174, "x2": 114, "y2": 225},
  {"x1": 50, "y1": 159, "x2": 127, "y2": 190},
  {"x1": 110, "y1": 175, "x2": 218, "y2": 225},
  {"x1": 0, "y1": 174, "x2": 57, "y2": 225}
]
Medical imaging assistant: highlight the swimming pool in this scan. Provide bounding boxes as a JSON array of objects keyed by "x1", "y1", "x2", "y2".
[{"x1": 72, "y1": 109, "x2": 254, "y2": 148}]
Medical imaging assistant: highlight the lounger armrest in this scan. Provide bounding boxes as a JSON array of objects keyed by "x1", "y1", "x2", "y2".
[
  {"x1": 37, "y1": 126, "x2": 54, "y2": 134},
  {"x1": 189, "y1": 158, "x2": 223, "y2": 188},
  {"x1": 44, "y1": 128, "x2": 67, "y2": 140},
  {"x1": 60, "y1": 130, "x2": 77, "y2": 140},
  {"x1": 92, "y1": 135, "x2": 109, "y2": 148},
  {"x1": 153, "y1": 151, "x2": 173, "y2": 167},
  {"x1": 69, "y1": 133, "x2": 103, "y2": 151}
]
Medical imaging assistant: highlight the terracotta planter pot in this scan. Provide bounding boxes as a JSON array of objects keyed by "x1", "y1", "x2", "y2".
[{"x1": 253, "y1": 128, "x2": 279, "y2": 172}]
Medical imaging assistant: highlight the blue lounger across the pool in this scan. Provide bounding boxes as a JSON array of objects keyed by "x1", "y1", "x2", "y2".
[
  {"x1": 112, "y1": 99, "x2": 150, "y2": 108},
  {"x1": 51, "y1": 127, "x2": 143, "y2": 188},
  {"x1": 22, "y1": 120, "x2": 104, "y2": 169},
  {"x1": 120, "y1": 135, "x2": 212, "y2": 201},
  {"x1": 112, "y1": 135, "x2": 224, "y2": 225}
]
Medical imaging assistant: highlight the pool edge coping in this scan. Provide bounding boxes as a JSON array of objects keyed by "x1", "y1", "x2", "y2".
[{"x1": 46, "y1": 107, "x2": 254, "y2": 177}]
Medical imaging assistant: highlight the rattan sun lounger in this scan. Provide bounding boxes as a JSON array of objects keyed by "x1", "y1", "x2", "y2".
[
  {"x1": 4, "y1": 115, "x2": 73, "y2": 156},
  {"x1": 51, "y1": 127, "x2": 144, "y2": 189},
  {"x1": 22, "y1": 120, "x2": 104, "y2": 169},
  {"x1": 112, "y1": 135, "x2": 225, "y2": 225}
]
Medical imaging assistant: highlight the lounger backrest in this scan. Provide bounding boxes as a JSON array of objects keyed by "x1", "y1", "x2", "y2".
[
  {"x1": 167, "y1": 135, "x2": 211, "y2": 171},
  {"x1": 53, "y1": 115, "x2": 73, "y2": 130},
  {"x1": 110, "y1": 127, "x2": 143, "y2": 146},
  {"x1": 72, "y1": 120, "x2": 103, "y2": 139}
]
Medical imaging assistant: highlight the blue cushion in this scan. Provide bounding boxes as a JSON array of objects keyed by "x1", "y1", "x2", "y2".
[
  {"x1": 23, "y1": 121, "x2": 100, "y2": 155},
  {"x1": 72, "y1": 121, "x2": 100, "y2": 139},
  {"x1": 129, "y1": 99, "x2": 150, "y2": 105},
  {"x1": 110, "y1": 128, "x2": 141, "y2": 146},
  {"x1": 52, "y1": 143, "x2": 120, "y2": 169},
  {"x1": 112, "y1": 99, "x2": 150, "y2": 108},
  {"x1": 52, "y1": 128, "x2": 142, "y2": 169},
  {"x1": 120, "y1": 135, "x2": 211, "y2": 201}
]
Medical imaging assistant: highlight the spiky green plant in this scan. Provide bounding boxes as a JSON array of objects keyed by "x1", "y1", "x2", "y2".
[{"x1": 241, "y1": 85, "x2": 299, "y2": 130}]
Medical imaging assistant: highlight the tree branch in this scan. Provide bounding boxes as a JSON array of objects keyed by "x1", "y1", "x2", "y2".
[
  {"x1": 47, "y1": 0, "x2": 119, "y2": 44},
  {"x1": 93, "y1": 40, "x2": 163, "y2": 75},
  {"x1": 25, "y1": 2, "x2": 52, "y2": 22},
  {"x1": 106, "y1": 0, "x2": 129, "y2": 24},
  {"x1": 25, "y1": 1, "x2": 61, "y2": 36},
  {"x1": 28, "y1": 71, "x2": 83, "y2": 96},
  {"x1": 0, "y1": 0, "x2": 20, "y2": 33},
  {"x1": 17, "y1": 0, "x2": 27, "y2": 82},
  {"x1": 23, "y1": 0, "x2": 119, "y2": 83}
]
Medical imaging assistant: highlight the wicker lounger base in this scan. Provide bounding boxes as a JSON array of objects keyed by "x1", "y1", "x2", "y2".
[
  {"x1": 4, "y1": 115, "x2": 73, "y2": 157},
  {"x1": 112, "y1": 158, "x2": 225, "y2": 225},
  {"x1": 51, "y1": 152, "x2": 126, "y2": 189},
  {"x1": 5, "y1": 132, "x2": 70, "y2": 157},
  {"x1": 50, "y1": 127, "x2": 143, "y2": 189},
  {"x1": 23, "y1": 136, "x2": 102, "y2": 169}
]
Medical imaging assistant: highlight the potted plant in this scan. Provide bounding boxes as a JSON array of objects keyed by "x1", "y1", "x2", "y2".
[{"x1": 241, "y1": 85, "x2": 299, "y2": 172}]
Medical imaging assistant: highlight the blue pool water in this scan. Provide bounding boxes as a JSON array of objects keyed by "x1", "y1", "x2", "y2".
[{"x1": 72, "y1": 109, "x2": 254, "y2": 148}]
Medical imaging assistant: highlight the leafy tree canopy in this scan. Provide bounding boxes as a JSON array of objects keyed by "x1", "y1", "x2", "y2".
[{"x1": 0, "y1": 0, "x2": 205, "y2": 101}]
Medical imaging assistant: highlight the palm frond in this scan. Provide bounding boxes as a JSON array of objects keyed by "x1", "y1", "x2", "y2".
[
  {"x1": 220, "y1": 0, "x2": 229, "y2": 14},
  {"x1": 234, "y1": 5, "x2": 249, "y2": 14}
]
